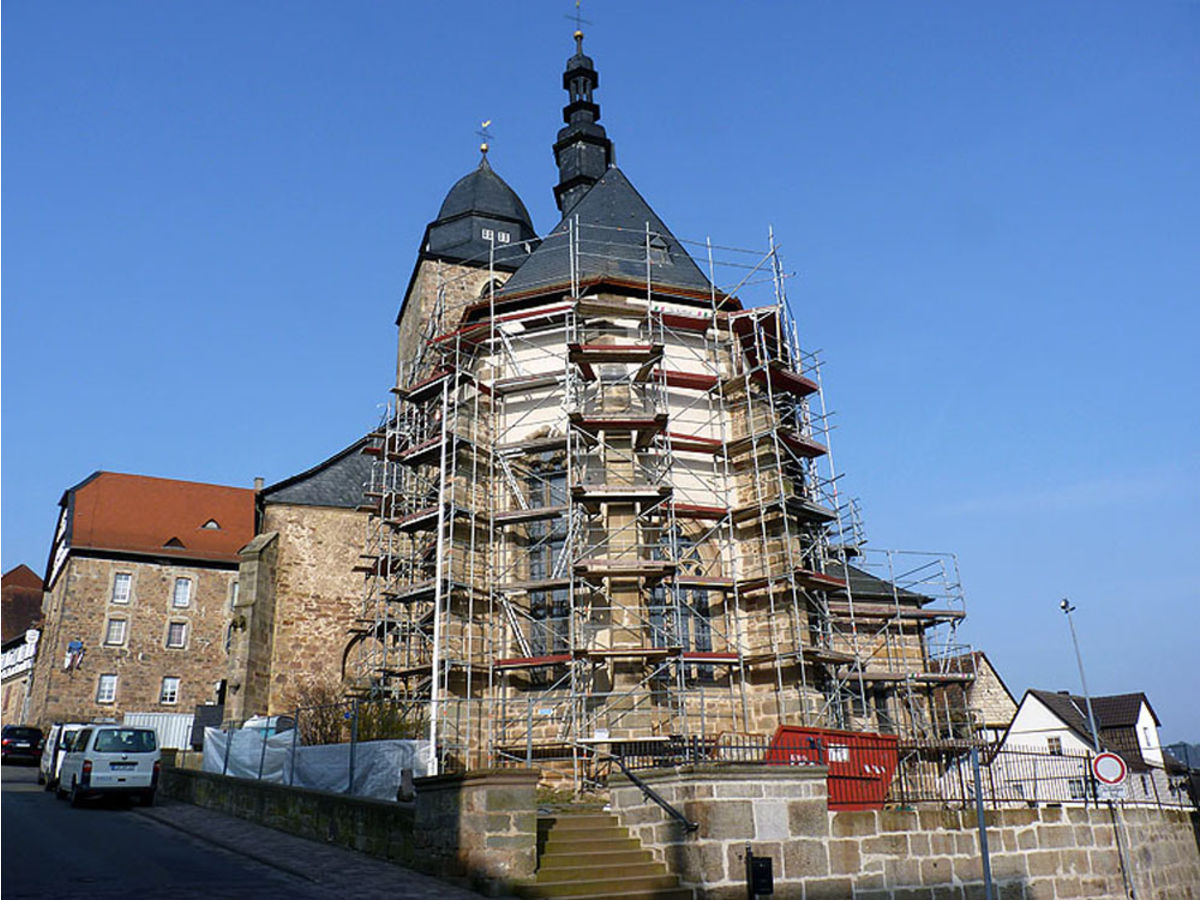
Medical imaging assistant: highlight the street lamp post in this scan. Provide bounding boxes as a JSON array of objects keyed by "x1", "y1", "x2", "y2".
[
  {"x1": 1060, "y1": 598, "x2": 1137, "y2": 899},
  {"x1": 1059, "y1": 599, "x2": 1100, "y2": 752}
]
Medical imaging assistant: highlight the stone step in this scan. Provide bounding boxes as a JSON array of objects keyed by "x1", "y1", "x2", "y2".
[
  {"x1": 537, "y1": 848, "x2": 654, "y2": 870},
  {"x1": 541, "y1": 824, "x2": 631, "y2": 844},
  {"x1": 540, "y1": 835, "x2": 643, "y2": 855},
  {"x1": 534, "y1": 861, "x2": 665, "y2": 883},
  {"x1": 516, "y1": 873, "x2": 686, "y2": 898},
  {"x1": 542, "y1": 816, "x2": 624, "y2": 835}
]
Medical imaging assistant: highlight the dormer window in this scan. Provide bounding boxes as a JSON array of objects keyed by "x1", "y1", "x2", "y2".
[
  {"x1": 482, "y1": 227, "x2": 494, "y2": 241},
  {"x1": 164, "y1": 537, "x2": 185, "y2": 549},
  {"x1": 648, "y1": 236, "x2": 671, "y2": 266},
  {"x1": 201, "y1": 519, "x2": 221, "y2": 530},
  {"x1": 497, "y1": 230, "x2": 511, "y2": 244}
]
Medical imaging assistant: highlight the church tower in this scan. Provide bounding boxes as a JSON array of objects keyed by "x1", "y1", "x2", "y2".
[{"x1": 361, "y1": 30, "x2": 974, "y2": 778}]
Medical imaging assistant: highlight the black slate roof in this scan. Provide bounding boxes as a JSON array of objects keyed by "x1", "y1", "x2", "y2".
[
  {"x1": 262, "y1": 436, "x2": 374, "y2": 510},
  {"x1": 843, "y1": 564, "x2": 932, "y2": 604},
  {"x1": 437, "y1": 156, "x2": 534, "y2": 228},
  {"x1": 498, "y1": 167, "x2": 713, "y2": 301}
]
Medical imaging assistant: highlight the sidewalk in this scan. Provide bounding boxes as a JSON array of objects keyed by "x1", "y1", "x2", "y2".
[{"x1": 136, "y1": 795, "x2": 492, "y2": 899}]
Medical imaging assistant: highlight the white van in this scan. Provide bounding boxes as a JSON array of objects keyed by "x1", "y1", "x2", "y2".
[
  {"x1": 38, "y1": 722, "x2": 85, "y2": 790},
  {"x1": 57, "y1": 725, "x2": 161, "y2": 807}
]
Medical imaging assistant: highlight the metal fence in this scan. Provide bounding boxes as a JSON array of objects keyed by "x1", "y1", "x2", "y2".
[{"x1": 610, "y1": 734, "x2": 1197, "y2": 811}]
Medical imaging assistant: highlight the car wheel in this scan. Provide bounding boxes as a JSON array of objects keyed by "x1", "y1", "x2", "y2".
[{"x1": 69, "y1": 778, "x2": 82, "y2": 808}]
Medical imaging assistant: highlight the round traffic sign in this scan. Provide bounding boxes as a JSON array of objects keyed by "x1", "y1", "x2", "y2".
[{"x1": 1092, "y1": 752, "x2": 1127, "y2": 785}]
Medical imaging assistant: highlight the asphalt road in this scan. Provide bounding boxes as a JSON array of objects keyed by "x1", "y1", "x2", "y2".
[{"x1": 1, "y1": 763, "x2": 485, "y2": 899}]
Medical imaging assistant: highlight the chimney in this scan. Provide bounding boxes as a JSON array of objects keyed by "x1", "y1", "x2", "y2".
[{"x1": 254, "y1": 477, "x2": 264, "y2": 491}]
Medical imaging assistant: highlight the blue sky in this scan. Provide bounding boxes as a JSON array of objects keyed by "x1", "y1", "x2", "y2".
[{"x1": 4, "y1": 2, "x2": 1197, "y2": 740}]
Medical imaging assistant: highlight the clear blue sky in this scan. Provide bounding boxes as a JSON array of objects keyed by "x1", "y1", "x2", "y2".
[{"x1": 4, "y1": 2, "x2": 1197, "y2": 740}]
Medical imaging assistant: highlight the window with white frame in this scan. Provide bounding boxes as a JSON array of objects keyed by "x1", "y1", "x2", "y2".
[
  {"x1": 103, "y1": 618, "x2": 127, "y2": 646},
  {"x1": 481, "y1": 227, "x2": 494, "y2": 241},
  {"x1": 229, "y1": 580, "x2": 239, "y2": 610},
  {"x1": 1047, "y1": 736, "x2": 1063, "y2": 756},
  {"x1": 112, "y1": 572, "x2": 132, "y2": 604},
  {"x1": 1068, "y1": 778, "x2": 1087, "y2": 800},
  {"x1": 496, "y1": 230, "x2": 511, "y2": 244},
  {"x1": 160, "y1": 677, "x2": 180, "y2": 705},
  {"x1": 96, "y1": 674, "x2": 117, "y2": 703},
  {"x1": 172, "y1": 577, "x2": 192, "y2": 608},
  {"x1": 166, "y1": 621, "x2": 188, "y2": 648}
]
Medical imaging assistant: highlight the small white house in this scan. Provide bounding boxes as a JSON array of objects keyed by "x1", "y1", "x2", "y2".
[{"x1": 997, "y1": 689, "x2": 1179, "y2": 807}]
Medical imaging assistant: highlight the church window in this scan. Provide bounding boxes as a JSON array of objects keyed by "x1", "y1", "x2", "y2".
[{"x1": 229, "y1": 581, "x2": 240, "y2": 610}]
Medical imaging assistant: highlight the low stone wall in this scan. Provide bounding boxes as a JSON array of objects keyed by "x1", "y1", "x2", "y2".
[
  {"x1": 609, "y1": 765, "x2": 1200, "y2": 899},
  {"x1": 415, "y1": 768, "x2": 540, "y2": 885},
  {"x1": 162, "y1": 766, "x2": 539, "y2": 895}
]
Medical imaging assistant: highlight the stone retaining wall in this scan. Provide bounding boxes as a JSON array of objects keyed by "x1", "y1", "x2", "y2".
[
  {"x1": 162, "y1": 766, "x2": 539, "y2": 895},
  {"x1": 610, "y1": 764, "x2": 1200, "y2": 899}
]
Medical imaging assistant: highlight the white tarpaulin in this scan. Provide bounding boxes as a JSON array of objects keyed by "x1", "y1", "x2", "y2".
[{"x1": 202, "y1": 727, "x2": 431, "y2": 802}]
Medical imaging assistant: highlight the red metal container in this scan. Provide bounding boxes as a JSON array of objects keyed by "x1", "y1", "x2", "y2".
[{"x1": 766, "y1": 725, "x2": 899, "y2": 811}]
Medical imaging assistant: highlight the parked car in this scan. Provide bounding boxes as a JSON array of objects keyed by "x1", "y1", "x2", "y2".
[
  {"x1": 1, "y1": 725, "x2": 44, "y2": 765},
  {"x1": 57, "y1": 726, "x2": 160, "y2": 807},
  {"x1": 38, "y1": 722, "x2": 86, "y2": 789}
]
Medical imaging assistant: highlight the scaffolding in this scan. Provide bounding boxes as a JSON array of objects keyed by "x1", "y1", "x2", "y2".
[{"x1": 354, "y1": 220, "x2": 978, "y2": 776}]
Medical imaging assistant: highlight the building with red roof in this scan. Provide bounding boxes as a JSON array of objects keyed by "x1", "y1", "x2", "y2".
[{"x1": 28, "y1": 472, "x2": 254, "y2": 728}]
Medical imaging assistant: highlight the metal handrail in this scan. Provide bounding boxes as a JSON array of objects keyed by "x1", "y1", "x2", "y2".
[{"x1": 607, "y1": 751, "x2": 699, "y2": 833}]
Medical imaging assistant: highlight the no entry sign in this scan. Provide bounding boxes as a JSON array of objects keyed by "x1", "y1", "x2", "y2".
[{"x1": 1092, "y1": 752, "x2": 1128, "y2": 800}]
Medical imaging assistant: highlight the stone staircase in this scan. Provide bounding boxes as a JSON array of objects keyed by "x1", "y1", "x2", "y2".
[{"x1": 515, "y1": 811, "x2": 694, "y2": 899}]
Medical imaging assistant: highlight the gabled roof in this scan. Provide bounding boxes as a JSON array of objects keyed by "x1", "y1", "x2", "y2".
[
  {"x1": 1019, "y1": 689, "x2": 1159, "y2": 771},
  {"x1": 261, "y1": 435, "x2": 374, "y2": 510},
  {"x1": 497, "y1": 167, "x2": 716, "y2": 303},
  {"x1": 57, "y1": 472, "x2": 254, "y2": 567},
  {"x1": 1088, "y1": 693, "x2": 1160, "y2": 728}
]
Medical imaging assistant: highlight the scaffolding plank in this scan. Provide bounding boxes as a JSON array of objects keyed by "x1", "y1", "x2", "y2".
[
  {"x1": 671, "y1": 502, "x2": 728, "y2": 520},
  {"x1": 493, "y1": 504, "x2": 569, "y2": 526},
  {"x1": 671, "y1": 575, "x2": 734, "y2": 590},
  {"x1": 493, "y1": 654, "x2": 572, "y2": 670},
  {"x1": 572, "y1": 484, "x2": 671, "y2": 509},
  {"x1": 659, "y1": 311, "x2": 713, "y2": 333},
  {"x1": 577, "y1": 647, "x2": 677, "y2": 660},
  {"x1": 750, "y1": 361, "x2": 819, "y2": 398},
  {"x1": 574, "y1": 558, "x2": 677, "y2": 581},
  {"x1": 664, "y1": 431, "x2": 723, "y2": 454},
  {"x1": 490, "y1": 370, "x2": 565, "y2": 395},
  {"x1": 657, "y1": 369, "x2": 719, "y2": 391},
  {"x1": 825, "y1": 602, "x2": 966, "y2": 622}
]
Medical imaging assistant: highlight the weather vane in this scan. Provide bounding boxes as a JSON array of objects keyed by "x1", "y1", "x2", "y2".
[
  {"x1": 565, "y1": 0, "x2": 591, "y2": 34},
  {"x1": 476, "y1": 119, "x2": 493, "y2": 155}
]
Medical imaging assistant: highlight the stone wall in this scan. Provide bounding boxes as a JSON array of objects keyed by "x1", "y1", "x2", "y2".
[
  {"x1": 161, "y1": 764, "x2": 538, "y2": 895},
  {"x1": 610, "y1": 764, "x2": 1200, "y2": 899},
  {"x1": 225, "y1": 502, "x2": 366, "y2": 720},
  {"x1": 30, "y1": 554, "x2": 236, "y2": 727}
]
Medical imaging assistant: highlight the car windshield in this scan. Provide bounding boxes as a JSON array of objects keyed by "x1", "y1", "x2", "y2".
[{"x1": 93, "y1": 729, "x2": 157, "y2": 753}]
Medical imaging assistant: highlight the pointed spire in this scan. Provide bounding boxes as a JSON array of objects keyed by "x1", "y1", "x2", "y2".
[{"x1": 553, "y1": 29, "x2": 614, "y2": 214}]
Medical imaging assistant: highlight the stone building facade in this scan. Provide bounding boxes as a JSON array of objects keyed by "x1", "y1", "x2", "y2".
[
  {"x1": 27, "y1": 472, "x2": 253, "y2": 727},
  {"x1": 224, "y1": 438, "x2": 372, "y2": 720}
]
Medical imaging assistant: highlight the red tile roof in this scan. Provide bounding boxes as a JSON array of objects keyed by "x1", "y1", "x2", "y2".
[
  {"x1": 1, "y1": 565, "x2": 45, "y2": 642},
  {"x1": 64, "y1": 472, "x2": 255, "y2": 564}
]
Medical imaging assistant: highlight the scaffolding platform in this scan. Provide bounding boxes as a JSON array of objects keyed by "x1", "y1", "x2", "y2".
[
  {"x1": 571, "y1": 483, "x2": 672, "y2": 509},
  {"x1": 573, "y1": 558, "x2": 677, "y2": 582},
  {"x1": 493, "y1": 505, "x2": 569, "y2": 526}
]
